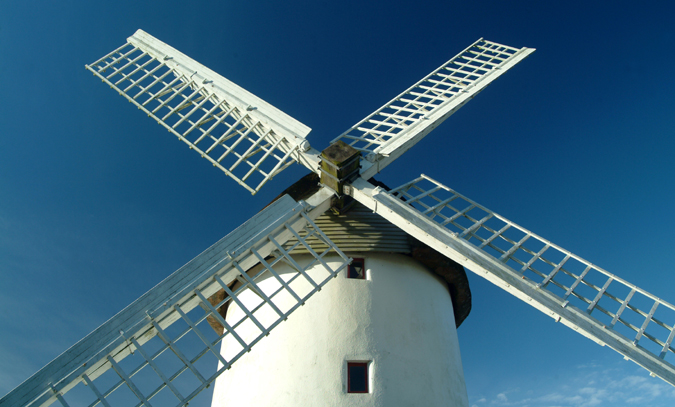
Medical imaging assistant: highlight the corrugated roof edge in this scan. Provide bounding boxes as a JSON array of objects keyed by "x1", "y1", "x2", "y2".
[{"x1": 207, "y1": 173, "x2": 471, "y2": 333}]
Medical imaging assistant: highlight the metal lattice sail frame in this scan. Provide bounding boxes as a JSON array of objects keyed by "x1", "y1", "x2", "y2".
[
  {"x1": 346, "y1": 176, "x2": 675, "y2": 386},
  {"x1": 2, "y1": 192, "x2": 350, "y2": 407},
  {"x1": 333, "y1": 38, "x2": 535, "y2": 179},
  {"x1": 85, "y1": 30, "x2": 319, "y2": 194}
]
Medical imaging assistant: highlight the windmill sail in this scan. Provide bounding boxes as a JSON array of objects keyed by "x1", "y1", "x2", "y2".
[
  {"x1": 86, "y1": 30, "x2": 320, "y2": 195},
  {"x1": 332, "y1": 39, "x2": 535, "y2": 179},
  {"x1": 347, "y1": 175, "x2": 675, "y2": 387},
  {"x1": 0, "y1": 192, "x2": 349, "y2": 407}
]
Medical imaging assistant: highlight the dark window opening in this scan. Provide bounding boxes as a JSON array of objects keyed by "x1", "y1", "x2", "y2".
[
  {"x1": 347, "y1": 362, "x2": 369, "y2": 393},
  {"x1": 348, "y1": 258, "x2": 365, "y2": 279}
]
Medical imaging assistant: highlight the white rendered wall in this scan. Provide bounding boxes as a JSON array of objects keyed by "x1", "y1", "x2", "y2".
[{"x1": 211, "y1": 253, "x2": 469, "y2": 407}]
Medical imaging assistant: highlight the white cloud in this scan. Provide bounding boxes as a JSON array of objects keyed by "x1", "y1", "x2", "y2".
[
  {"x1": 538, "y1": 392, "x2": 564, "y2": 402},
  {"x1": 469, "y1": 361, "x2": 675, "y2": 407},
  {"x1": 625, "y1": 396, "x2": 644, "y2": 403}
]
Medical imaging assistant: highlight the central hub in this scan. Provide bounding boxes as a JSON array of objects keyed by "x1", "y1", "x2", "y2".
[
  {"x1": 320, "y1": 141, "x2": 361, "y2": 213},
  {"x1": 319, "y1": 140, "x2": 361, "y2": 194}
]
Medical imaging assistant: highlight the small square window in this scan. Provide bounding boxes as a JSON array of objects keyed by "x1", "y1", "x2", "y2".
[
  {"x1": 347, "y1": 362, "x2": 369, "y2": 393},
  {"x1": 348, "y1": 258, "x2": 365, "y2": 279}
]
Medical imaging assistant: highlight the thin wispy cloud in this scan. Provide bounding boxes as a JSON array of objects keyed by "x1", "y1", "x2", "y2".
[{"x1": 470, "y1": 362, "x2": 675, "y2": 407}]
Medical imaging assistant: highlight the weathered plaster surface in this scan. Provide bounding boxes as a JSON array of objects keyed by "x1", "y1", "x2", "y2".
[{"x1": 211, "y1": 253, "x2": 468, "y2": 406}]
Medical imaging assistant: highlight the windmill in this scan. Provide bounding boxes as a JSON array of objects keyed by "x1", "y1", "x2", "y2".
[{"x1": 2, "y1": 29, "x2": 674, "y2": 406}]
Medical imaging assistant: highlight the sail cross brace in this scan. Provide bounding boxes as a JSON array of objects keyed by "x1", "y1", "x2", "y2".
[
  {"x1": 85, "y1": 30, "x2": 318, "y2": 194},
  {"x1": 346, "y1": 175, "x2": 675, "y2": 387},
  {"x1": 0, "y1": 194, "x2": 350, "y2": 407},
  {"x1": 332, "y1": 39, "x2": 535, "y2": 180}
]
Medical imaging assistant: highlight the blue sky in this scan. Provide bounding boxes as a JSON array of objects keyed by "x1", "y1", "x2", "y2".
[{"x1": 1, "y1": 1, "x2": 675, "y2": 406}]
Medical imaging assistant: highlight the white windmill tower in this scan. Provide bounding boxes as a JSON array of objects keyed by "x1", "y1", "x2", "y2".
[{"x1": 2, "y1": 29, "x2": 675, "y2": 407}]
